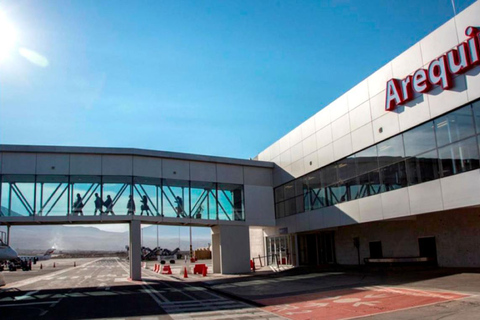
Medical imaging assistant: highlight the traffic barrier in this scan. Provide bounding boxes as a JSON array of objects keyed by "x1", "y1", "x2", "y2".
[
  {"x1": 193, "y1": 264, "x2": 206, "y2": 275},
  {"x1": 250, "y1": 259, "x2": 255, "y2": 272},
  {"x1": 162, "y1": 265, "x2": 172, "y2": 275},
  {"x1": 202, "y1": 265, "x2": 207, "y2": 277}
]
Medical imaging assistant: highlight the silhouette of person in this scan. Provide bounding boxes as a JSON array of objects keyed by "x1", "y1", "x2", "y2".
[
  {"x1": 175, "y1": 196, "x2": 184, "y2": 217},
  {"x1": 127, "y1": 195, "x2": 135, "y2": 215},
  {"x1": 94, "y1": 193, "x2": 103, "y2": 215},
  {"x1": 73, "y1": 193, "x2": 84, "y2": 216},
  {"x1": 140, "y1": 195, "x2": 150, "y2": 216},
  {"x1": 103, "y1": 195, "x2": 115, "y2": 215}
]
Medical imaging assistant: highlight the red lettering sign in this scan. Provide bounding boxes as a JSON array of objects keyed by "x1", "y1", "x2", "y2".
[{"x1": 385, "y1": 27, "x2": 480, "y2": 111}]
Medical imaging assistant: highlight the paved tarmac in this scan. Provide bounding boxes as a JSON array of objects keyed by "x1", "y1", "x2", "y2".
[{"x1": 0, "y1": 257, "x2": 283, "y2": 320}]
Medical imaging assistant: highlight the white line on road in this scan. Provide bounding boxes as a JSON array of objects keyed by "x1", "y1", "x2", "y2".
[
  {"x1": 0, "y1": 301, "x2": 57, "y2": 308},
  {"x1": 1, "y1": 258, "x2": 103, "y2": 290}
]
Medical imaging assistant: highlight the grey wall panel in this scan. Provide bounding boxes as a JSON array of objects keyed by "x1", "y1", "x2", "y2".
[
  {"x1": 408, "y1": 180, "x2": 444, "y2": 215},
  {"x1": 359, "y1": 194, "x2": 383, "y2": 223},
  {"x1": 216, "y1": 164, "x2": 243, "y2": 184},
  {"x1": 219, "y1": 225, "x2": 250, "y2": 274},
  {"x1": 244, "y1": 185, "x2": 275, "y2": 226},
  {"x1": 162, "y1": 159, "x2": 189, "y2": 181},
  {"x1": 102, "y1": 155, "x2": 133, "y2": 176},
  {"x1": 0, "y1": 153, "x2": 2, "y2": 174},
  {"x1": 36, "y1": 154, "x2": 70, "y2": 175},
  {"x1": 2, "y1": 152, "x2": 36, "y2": 174},
  {"x1": 441, "y1": 170, "x2": 480, "y2": 210},
  {"x1": 244, "y1": 167, "x2": 273, "y2": 187},
  {"x1": 381, "y1": 188, "x2": 411, "y2": 220},
  {"x1": 70, "y1": 154, "x2": 102, "y2": 175},
  {"x1": 133, "y1": 156, "x2": 162, "y2": 178},
  {"x1": 190, "y1": 162, "x2": 216, "y2": 182}
]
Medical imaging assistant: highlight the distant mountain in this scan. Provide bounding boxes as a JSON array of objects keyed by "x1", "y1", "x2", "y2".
[{"x1": 7, "y1": 225, "x2": 211, "y2": 252}]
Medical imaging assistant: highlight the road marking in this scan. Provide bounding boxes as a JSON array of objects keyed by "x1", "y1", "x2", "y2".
[
  {"x1": 1, "y1": 258, "x2": 103, "y2": 290},
  {"x1": 14, "y1": 290, "x2": 39, "y2": 301},
  {"x1": 0, "y1": 301, "x2": 57, "y2": 307}
]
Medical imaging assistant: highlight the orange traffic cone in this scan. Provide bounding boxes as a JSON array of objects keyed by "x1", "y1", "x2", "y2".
[
  {"x1": 40, "y1": 264, "x2": 43, "y2": 270},
  {"x1": 74, "y1": 262, "x2": 76, "y2": 267},
  {"x1": 183, "y1": 267, "x2": 188, "y2": 278},
  {"x1": 53, "y1": 263, "x2": 56, "y2": 268}
]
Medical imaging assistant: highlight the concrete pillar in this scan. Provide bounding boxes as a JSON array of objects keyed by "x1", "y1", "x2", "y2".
[
  {"x1": 6, "y1": 225, "x2": 10, "y2": 245},
  {"x1": 129, "y1": 220, "x2": 142, "y2": 281},
  {"x1": 211, "y1": 226, "x2": 221, "y2": 273},
  {"x1": 218, "y1": 225, "x2": 250, "y2": 274}
]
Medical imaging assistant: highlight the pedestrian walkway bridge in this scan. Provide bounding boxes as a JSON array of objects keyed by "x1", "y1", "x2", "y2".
[{"x1": 0, "y1": 145, "x2": 276, "y2": 277}]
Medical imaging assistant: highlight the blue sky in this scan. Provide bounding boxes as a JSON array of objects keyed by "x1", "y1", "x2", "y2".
[{"x1": 0, "y1": 0, "x2": 476, "y2": 159}]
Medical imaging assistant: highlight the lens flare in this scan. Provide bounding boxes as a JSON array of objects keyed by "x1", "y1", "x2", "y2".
[{"x1": 0, "y1": 11, "x2": 17, "y2": 62}]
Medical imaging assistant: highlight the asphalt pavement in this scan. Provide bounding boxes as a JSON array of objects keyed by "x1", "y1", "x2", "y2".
[{"x1": 0, "y1": 257, "x2": 283, "y2": 320}]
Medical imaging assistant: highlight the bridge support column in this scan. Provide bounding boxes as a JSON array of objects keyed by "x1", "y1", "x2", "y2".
[
  {"x1": 129, "y1": 220, "x2": 142, "y2": 281},
  {"x1": 211, "y1": 225, "x2": 250, "y2": 274},
  {"x1": 6, "y1": 225, "x2": 10, "y2": 245}
]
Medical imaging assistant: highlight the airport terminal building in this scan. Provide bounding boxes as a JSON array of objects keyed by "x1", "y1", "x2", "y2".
[{"x1": 2, "y1": 2, "x2": 480, "y2": 278}]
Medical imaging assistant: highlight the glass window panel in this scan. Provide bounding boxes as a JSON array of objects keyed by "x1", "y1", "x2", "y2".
[
  {"x1": 378, "y1": 135, "x2": 405, "y2": 167},
  {"x1": 101, "y1": 177, "x2": 132, "y2": 216},
  {"x1": 284, "y1": 198, "x2": 296, "y2": 216},
  {"x1": 163, "y1": 179, "x2": 190, "y2": 218},
  {"x1": 69, "y1": 176, "x2": 101, "y2": 216},
  {"x1": 296, "y1": 195, "x2": 304, "y2": 214},
  {"x1": 473, "y1": 101, "x2": 480, "y2": 134},
  {"x1": 403, "y1": 121, "x2": 436, "y2": 156},
  {"x1": 439, "y1": 136, "x2": 480, "y2": 177},
  {"x1": 323, "y1": 185, "x2": 340, "y2": 206},
  {"x1": 217, "y1": 183, "x2": 244, "y2": 221},
  {"x1": 357, "y1": 170, "x2": 383, "y2": 199},
  {"x1": 133, "y1": 177, "x2": 161, "y2": 216},
  {"x1": 283, "y1": 181, "x2": 295, "y2": 200},
  {"x1": 310, "y1": 187, "x2": 327, "y2": 210},
  {"x1": 276, "y1": 202, "x2": 285, "y2": 218},
  {"x1": 274, "y1": 186, "x2": 284, "y2": 203},
  {"x1": 1, "y1": 175, "x2": 35, "y2": 217},
  {"x1": 320, "y1": 164, "x2": 338, "y2": 187},
  {"x1": 380, "y1": 161, "x2": 408, "y2": 191},
  {"x1": 343, "y1": 177, "x2": 361, "y2": 201},
  {"x1": 435, "y1": 106, "x2": 475, "y2": 147},
  {"x1": 36, "y1": 175, "x2": 69, "y2": 217},
  {"x1": 337, "y1": 156, "x2": 356, "y2": 181},
  {"x1": 355, "y1": 145, "x2": 378, "y2": 175},
  {"x1": 406, "y1": 150, "x2": 440, "y2": 186}
]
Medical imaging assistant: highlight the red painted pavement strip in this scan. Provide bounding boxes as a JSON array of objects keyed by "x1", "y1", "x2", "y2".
[{"x1": 259, "y1": 286, "x2": 469, "y2": 320}]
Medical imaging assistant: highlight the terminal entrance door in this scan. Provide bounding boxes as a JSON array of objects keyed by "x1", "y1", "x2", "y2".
[
  {"x1": 298, "y1": 231, "x2": 336, "y2": 265},
  {"x1": 266, "y1": 236, "x2": 292, "y2": 265}
]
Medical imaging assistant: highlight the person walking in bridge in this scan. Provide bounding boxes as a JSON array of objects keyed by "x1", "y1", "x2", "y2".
[
  {"x1": 73, "y1": 193, "x2": 84, "y2": 216},
  {"x1": 127, "y1": 195, "x2": 135, "y2": 215},
  {"x1": 94, "y1": 193, "x2": 103, "y2": 215},
  {"x1": 103, "y1": 195, "x2": 115, "y2": 215}
]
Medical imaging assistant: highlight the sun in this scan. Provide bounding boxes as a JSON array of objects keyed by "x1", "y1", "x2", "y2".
[{"x1": 0, "y1": 11, "x2": 17, "y2": 62}]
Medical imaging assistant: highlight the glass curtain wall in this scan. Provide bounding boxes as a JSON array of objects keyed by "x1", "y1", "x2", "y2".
[
  {"x1": 0, "y1": 176, "x2": 245, "y2": 221},
  {"x1": 274, "y1": 101, "x2": 480, "y2": 218}
]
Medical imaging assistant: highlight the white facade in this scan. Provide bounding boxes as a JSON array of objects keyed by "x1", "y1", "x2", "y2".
[{"x1": 256, "y1": 2, "x2": 480, "y2": 267}]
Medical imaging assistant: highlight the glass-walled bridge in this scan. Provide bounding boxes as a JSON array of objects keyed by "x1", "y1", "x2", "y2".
[{"x1": 0, "y1": 145, "x2": 275, "y2": 279}]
